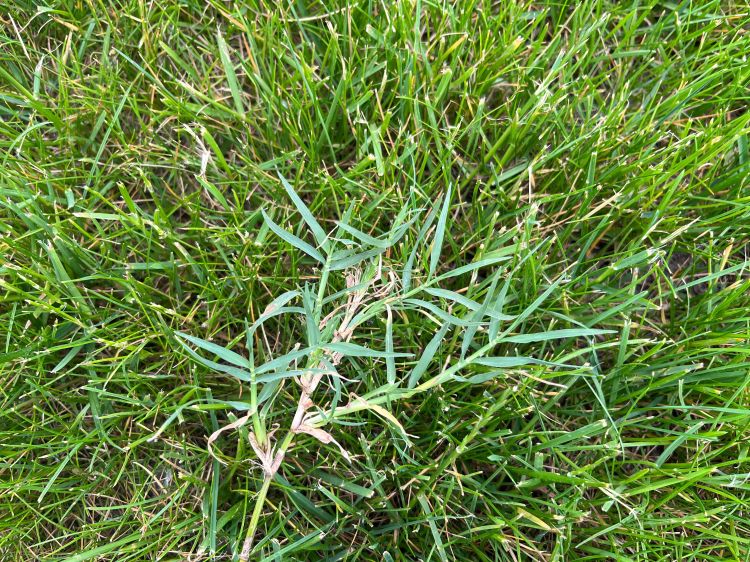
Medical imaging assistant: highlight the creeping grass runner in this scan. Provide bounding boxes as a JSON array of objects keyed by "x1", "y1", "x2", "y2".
[
  {"x1": 2, "y1": 1, "x2": 750, "y2": 560},
  {"x1": 176, "y1": 187, "x2": 613, "y2": 559}
]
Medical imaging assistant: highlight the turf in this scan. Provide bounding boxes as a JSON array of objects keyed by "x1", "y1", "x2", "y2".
[{"x1": 1, "y1": 1, "x2": 749, "y2": 560}]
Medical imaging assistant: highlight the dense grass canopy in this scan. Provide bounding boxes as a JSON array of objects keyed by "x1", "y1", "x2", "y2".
[{"x1": 1, "y1": 1, "x2": 749, "y2": 560}]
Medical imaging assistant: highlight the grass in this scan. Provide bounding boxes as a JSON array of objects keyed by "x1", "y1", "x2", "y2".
[{"x1": 1, "y1": 0, "x2": 750, "y2": 560}]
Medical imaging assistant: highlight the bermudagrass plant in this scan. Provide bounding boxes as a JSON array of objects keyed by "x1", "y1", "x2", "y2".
[{"x1": 174, "y1": 174, "x2": 613, "y2": 559}]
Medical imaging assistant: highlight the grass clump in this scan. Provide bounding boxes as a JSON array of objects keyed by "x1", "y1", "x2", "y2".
[{"x1": 1, "y1": 1, "x2": 750, "y2": 560}]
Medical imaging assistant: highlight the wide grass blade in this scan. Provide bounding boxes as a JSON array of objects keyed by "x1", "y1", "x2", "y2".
[
  {"x1": 216, "y1": 31, "x2": 245, "y2": 116},
  {"x1": 429, "y1": 185, "x2": 452, "y2": 277},
  {"x1": 408, "y1": 323, "x2": 450, "y2": 389},
  {"x1": 262, "y1": 209, "x2": 326, "y2": 263},
  {"x1": 278, "y1": 172, "x2": 328, "y2": 248}
]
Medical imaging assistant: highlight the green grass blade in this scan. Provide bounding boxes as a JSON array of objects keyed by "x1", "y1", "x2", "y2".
[{"x1": 262, "y1": 209, "x2": 326, "y2": 263}]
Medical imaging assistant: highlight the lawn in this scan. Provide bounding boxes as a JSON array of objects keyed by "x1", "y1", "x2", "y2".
[{"x1": 1, "y1": 1, "x2": 749, "y2": 560}]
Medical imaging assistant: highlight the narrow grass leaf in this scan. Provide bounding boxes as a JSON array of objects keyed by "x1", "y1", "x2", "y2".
[
  {"x1": 500, "y1": 328, "x2": 615, "y2": 344},
  {"x1": 329, "y1": 247, "x2": 385, "y2": 270},
  {"x1": 216, "y1": 31, "x2": 245, "y2": 116},
  {"x1": 256, "y1": 368, "x2": 331, "y2": 384},
  {"x1": 176, "y1": 332, "x2": 250, "y2": 368},
  {"x1": 255, "y1": 347, "x2": 315, "y2": 375},
  {"x1": 197, "y1": 176, "x2": 231, "y2": 210},
  {"x1": 417, "y1": 494, "x2": 449, "y2": 562},
  {"x1": 262, "y1": 209, "x2": 325, "y2": 263},
  {"x1": 336, "y1": 221, "x2": 389, "y2": 248},
  {"x1": 312, "y1": 469, "x2": 375, "y2": 498},
  {"x1": 326, "y1": 341, "x2": 412, "y2": 359},
  {"x1": 385, "y1": 305, "x2": 396, "y2": 384},
  {"x1": 402, "y1": 298, "x2": 485, "y2": 327},
  {"x1": 38, "y1": 442, "x2": 83, "y2": 503},
  {"x1": 302, "y1": 284, "x2": 319, "y2": 345},
  {"x1": 474, "y1": 356, "x2": 575, "y2": 369},
  {"x1": 461, "y1": 275, "x2": 499, "y2": 359},
  {"x1": 45, "y1": 242, "x2": 91, "y2": 316},
  {"x1": 429, "y1": 185, "x2": 452, "y2": 277},
  {"x1": 273, "y1": 474, "x2": 334, "y2": 523},
  {"x1": 278, "y1": 171, "x2": 327, "y2": 247},
  {"x1": 403, "y1": 204, "x2": 439, "y2": 292},
  {"x1": 51, "y1": 344, "x2": 85, "y2": 373},
  {"x1": 436, "y1": 255, "x2": 511, "y2": 281},
  {"x1": 177, "y1": 339, "x2": 253, "y2": 381},
  {"x1": 344, "y1": 395, "x2": 410, "y2": 443},
  {"x1": 408, "y1": 323, "x2": 450, "y2": 388},
  {"x1": 655, "y1": 422, "x2": 705, "y2": 468}
]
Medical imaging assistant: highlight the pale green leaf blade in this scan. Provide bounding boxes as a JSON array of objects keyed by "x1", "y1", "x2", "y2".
[
  {"x1": 216, "y1": 31, "x2": 245, "y2": 116},
  {"x1": 500, "y1": 328, "x2": 615, "y2": 344},
  {"x1": 262, "y1": 209, "x2": 325, "y2": 263},
  {"x1": 429, "y1": 185, "x2": 452, "y2": 277},
  {"x1": 325, "y1": 341, "x2": 412, "y2": 359},
  {"x1": 176, "y1": 332, "x2": 250, "y2": 368},
  {"x1": 407, "y1": 323, "x2": 451, "y2": 389},
  {"x1": 278, "y1": 171, "x2": 327, "y2": 247}
]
